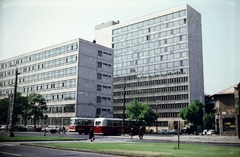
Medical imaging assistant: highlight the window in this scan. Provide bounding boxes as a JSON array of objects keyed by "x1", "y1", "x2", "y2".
[
  {"x1": 65, "y1": 67, "x2": 76, "y2": 76},
  {"x1": 67, "y1": 43, "x2": 78, "y2": 52},
  {"x1": 97, "y1": 96, "x2": 101, "y2": 103},
  {"x1": 97, "y1": 84, "x2": 101, "y2": 91},
  {"x1": 97, "y1": 73, "x2": 102, "y2": 79},
  {"x1": 98, "y1": 62, "x2": 102, "y2": 68},
  {"x1": 98, "y1": 50, "x2": 102, "y2": 56}
]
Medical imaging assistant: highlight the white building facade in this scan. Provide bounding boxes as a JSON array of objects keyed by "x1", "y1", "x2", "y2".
[
  {"x1": 0, "y1": 38, "x2": 113, "y2": 126},
  {"x1": 94, "y1": 4, "x2": 204, "y2": 130}
]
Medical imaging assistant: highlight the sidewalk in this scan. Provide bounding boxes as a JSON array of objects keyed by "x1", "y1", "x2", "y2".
[{"x1": 121, "y1": 134, "x2": 240, "y2": 144}]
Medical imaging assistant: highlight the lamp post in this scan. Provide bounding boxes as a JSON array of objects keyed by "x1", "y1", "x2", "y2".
[
  {"x1": 156, "y1": 100, "x2": 158, "y2": 133},
  {"x1": 122, "y1": 79, "x2": 126, "y2": 135},
  {"x1": 25, "y1": 88, "x2": 29, "y2": 127},
  {"x1": 8, "y1": 68, "x2": 20, "y2": 137}
]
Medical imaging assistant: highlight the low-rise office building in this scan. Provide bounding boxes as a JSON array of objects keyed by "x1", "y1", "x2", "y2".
[{"x1": 0, "y1": 38, "x2": 113, "y2": 126}]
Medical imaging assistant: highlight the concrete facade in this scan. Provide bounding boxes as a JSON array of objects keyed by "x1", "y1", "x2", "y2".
[
  {"x1": 0, "y1": 38, "x2": 113, "y2": 126},
  {"x1": 94, "y1": 4, "x2": 204, "y2": 130}
]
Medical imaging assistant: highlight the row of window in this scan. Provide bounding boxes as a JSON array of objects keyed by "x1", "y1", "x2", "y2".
[
  {"x1": 112, "y1": 10, "x2": 186, "y2": 35},
  {"x1": 97, "y1": 73, "x2": 112, "y2": 80},
  {"x1": 98, "y1": 50, "x2": 112, "y2": 57},
  {"x1": 0, "y1": 79, "x2": 76, "y2": 95},
  {"x1": 113, "y1": 27, "x2": 187, "y2": 50},
  {"x1": 114, "y1": 85, "x2": 188, "y2": 96},
  {"x1": 113, "y1": 18, "x2": 186, "y2": 43},
  {"x1": 96, "y1": 96, "x2": 111, "y2": 103},
  {"x1": 43, "y1": 92, "x2": 76, "y2": 102},
  {"x1": 114, "y1": 76, "x2": 188, "y2": 87},
  {"x1": 97, "y1": 61, "x2": 112, "y2": 68},
  {"x1": 97, "y1": 84, "x2": 112, "y2": 91},
  {"x1": 115, "y1": 51, "x2": 187, "y2": 69},
  {"x1": 0, "y1": 43, "x2": 78, "y2": 69},
  {"x1": 0, "y1": 55, "x2": 77, "y2": 78},
  {"x1": 43, "y1": 104, "x2": 75, "y2": 113},
  {"x1": 114, "y1": 42, "x2": 187, "y2": 63},
  {"x1": 113, "y1": 94, "x2": 189, "y2": 103},
  {"x1": 114, "y1": 64, "x2": 188, "y2": 76},
  {"x1": 153, "y1": 103, "x2": 188, "y2": 110},
  {"x1": 0, "y1": 67, "x2": 77, "y2": 87}
]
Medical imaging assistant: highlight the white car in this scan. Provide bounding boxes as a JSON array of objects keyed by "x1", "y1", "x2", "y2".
[
  {"x1": 44, "y1": 125, "x2": 58, "y2": 132},
  {"x1": 0, "y1": 125, "x2": 7, "y2": 131},
  {"x1": 207, "y1": 129, "x2": 215, "y2": 135}
]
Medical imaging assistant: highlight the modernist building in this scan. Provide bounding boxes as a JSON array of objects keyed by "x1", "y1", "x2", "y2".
[
  {"x1": 0, "y1": 38, "x2": 113, "y2": 126},
  {"x1": 94, "y1": 4, "x2": 204, "y2": 130}
]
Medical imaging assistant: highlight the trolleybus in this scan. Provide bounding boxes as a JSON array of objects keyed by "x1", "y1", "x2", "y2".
[
  {"x1": 94, "y1": 117, "x2": 145, "y2": 135},
  {"x1": 69, "y1": 117, "x2": 94, "y2": 134}
]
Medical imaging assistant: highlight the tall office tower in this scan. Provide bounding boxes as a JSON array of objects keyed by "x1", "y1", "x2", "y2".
[
  {"x1": 0, "y1": 38, "x2": 113, "y2": 126},
  {"x1": 94, "y1": 4, "x2": 204, "y2": 129}
]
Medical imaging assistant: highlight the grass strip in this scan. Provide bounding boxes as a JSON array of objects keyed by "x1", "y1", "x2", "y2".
[
  {"x1": 37, "y1": 142, "x2": 240, "y2": 157},
  {"x1": 0, "y1": 136, "x2": 74, "y2": 141}
]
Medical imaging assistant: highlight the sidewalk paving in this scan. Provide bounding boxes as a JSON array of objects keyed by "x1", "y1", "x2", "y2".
[{"x1": 120, "y1": 134, "x2": 240, "y2": 144}]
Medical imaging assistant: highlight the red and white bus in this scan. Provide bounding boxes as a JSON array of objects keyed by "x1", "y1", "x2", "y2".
[
  {"x1": 94, "y1": 117, "x2": 145, "y2": 136},
  {"x1": 68, "y1": 117, "x2": 94, "y2": 134}
]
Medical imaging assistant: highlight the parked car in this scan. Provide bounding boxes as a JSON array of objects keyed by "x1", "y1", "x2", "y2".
[
  {"x1": 13, "y1": 125, "x2": 27, "y2": 131},
  {"x1": 202, "y1": 129, "x2": 208, "y2": 135},
  {"x1": 170, "y1": 129, "x2": 182, "y2": 135},
  {"x1": 26, "y1": 125, "x2": 34, "y2": 131},
  {"x1": 34, "y1": 127, "x2": 42, "y2": 132},
  {"x1": 0, "y1": 125, "x2": 7, "y2": 131},
  {"x1": 44, "y1": 125, "x2": 58, "y2": 132},
  {"x1": 181, "y1": 127, "x2": 190, "y2": 134},
  {"x1": 207, "y1": 129, "x2": 215, "y2": 135},
  {"x1": 158, "y1": 129, "x2": 169, "y2": 134}
]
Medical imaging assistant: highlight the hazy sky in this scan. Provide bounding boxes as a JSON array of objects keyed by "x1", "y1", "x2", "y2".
[{"x1": 0, "y1": 0, "x2": 239, "y2": 95}]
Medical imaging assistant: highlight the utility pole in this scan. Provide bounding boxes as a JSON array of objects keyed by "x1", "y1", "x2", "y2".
[
  {"x1": 8, "y1": 68, "x2": 19, "y2": 137},
  {"x1": 122, "y1": 80, "x2": 126, "y2": 135}
]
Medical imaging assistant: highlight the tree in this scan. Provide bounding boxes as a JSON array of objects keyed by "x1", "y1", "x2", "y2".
[
  {"x1": 178, "y1": 100, "x2": 204, "y2": 126},
  {"x1": 126, "y1": 99, "x2": 158, "y2": 127},
  {"x1": 0, "y1": 92, "x2": 27, "y2": 126},
  {"x1": 27, "y1": 92, "x2": 47, "y2": 128},
  {"x1": 203, "y1": 113, "x2": 215, "y2": 129}
]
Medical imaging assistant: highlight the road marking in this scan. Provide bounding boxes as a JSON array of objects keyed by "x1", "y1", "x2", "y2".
[
  {"x1": 0, "y1": 151, "x2": 21, "y2": 156},
  {"x1": 0, "y1": 143, "x2": 15, "y2": 146}
]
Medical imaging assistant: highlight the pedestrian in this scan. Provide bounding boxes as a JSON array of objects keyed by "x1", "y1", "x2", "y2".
[
  {"x1": 62, "y1": 126, "x2": 66, "y2": 134},
  {"x1": 89, "y1": 127, "x2": 94, "y2": 142},
  {"x1": 130, "y1": 128, "x2": 134, "y2": 139},
  {"x1": 139, "y1": 126, "x2": 144, "y2": 139}
]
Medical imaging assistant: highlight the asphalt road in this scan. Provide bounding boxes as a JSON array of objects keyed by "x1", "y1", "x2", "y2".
[{"x1": 0, "y1": 142, "x2": 122, "y2": 157}]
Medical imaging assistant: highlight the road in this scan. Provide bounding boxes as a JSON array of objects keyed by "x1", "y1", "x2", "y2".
[{"x1": 0, "y1": 142, "x2": 121, "y2": 157}]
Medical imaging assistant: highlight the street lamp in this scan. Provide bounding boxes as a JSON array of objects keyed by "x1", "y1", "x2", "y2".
[
  {"x1": 156, "y1": 100, "x2": 159, "y2": 133},
  {"x1": 122, "y1": 79, "x2": 126, "y2": 135},
  {"x1": 24, "y1": 88, "x2": 29, "y2": 127},
  {"x1": 8, "y1": 68, "x2": 20, "y2": 137}
]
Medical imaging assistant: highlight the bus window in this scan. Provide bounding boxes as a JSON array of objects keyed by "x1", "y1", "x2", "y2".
[{"x1": 95, "y1": 121, "x2": 101, "y2": 126}]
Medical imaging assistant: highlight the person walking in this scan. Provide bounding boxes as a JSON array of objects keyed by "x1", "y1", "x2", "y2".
[
  {"x1": 62, "y1": 126, "x2": 66, "y2": 134},
  {"x1": 89, "y1": 127, "x2": 94, "y2": 142},
  {"x1": 139, "y1": 126, "x2": 144, "y2": 139},
  {"x1": 130, "y1": 128, "x2": 134, "y2": 139}
]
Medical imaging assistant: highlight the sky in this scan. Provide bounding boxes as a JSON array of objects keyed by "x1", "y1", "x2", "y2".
[{"x1": 0, "y1": 0, "x2": 239, "y2": 95}]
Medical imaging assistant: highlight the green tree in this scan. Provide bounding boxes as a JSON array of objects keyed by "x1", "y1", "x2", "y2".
[
  {"x1": 27, "y1": 92, "x2": 47, "y2": 128},
  {"x1": 203, "y1": 113, "x2": 215, "y2": 129},
  {"x1": 126, "y1": 99, "x2": 158, "y2": 127},
  {"x1": 178, "y1": 100, "x2": 204, "y2": 126},
  {"x1": 0, "y1": 92, "x2": 27, "y2": 125}
]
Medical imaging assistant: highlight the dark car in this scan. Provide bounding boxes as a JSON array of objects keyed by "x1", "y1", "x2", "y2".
[{"x1": 170, "y1": 129, "x2": 182, "y2": 135}]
